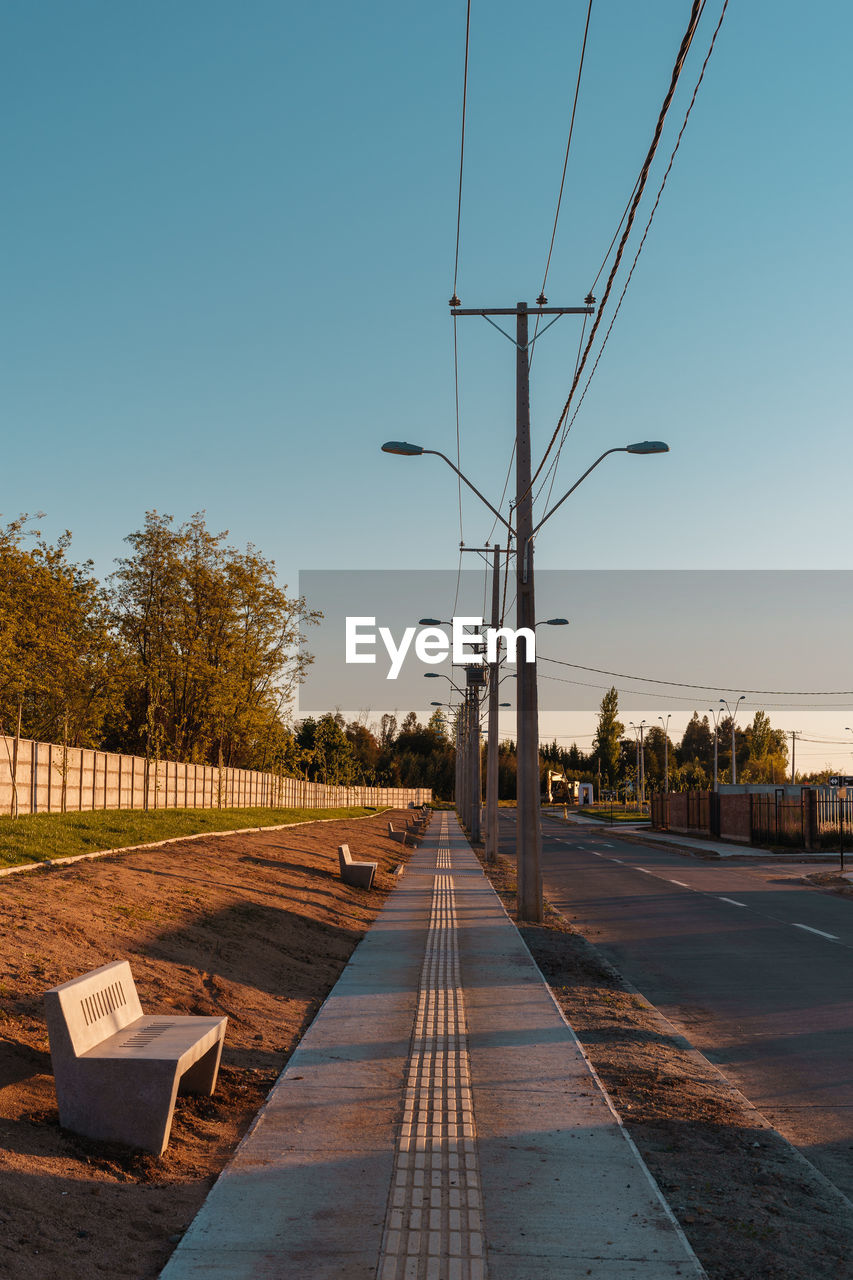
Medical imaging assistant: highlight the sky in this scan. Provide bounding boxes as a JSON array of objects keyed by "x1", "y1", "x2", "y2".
[{"x1": 4, "y1": 2, "x2": 852, "y2": 772}]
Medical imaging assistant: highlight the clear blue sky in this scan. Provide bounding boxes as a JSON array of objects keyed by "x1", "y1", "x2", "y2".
[{"x1": 4, "y1": 2, "x2": 852, "y2": 769}]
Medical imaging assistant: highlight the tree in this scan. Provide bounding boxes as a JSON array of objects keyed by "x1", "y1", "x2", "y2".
[
  {"x1": 741, "y1": 711, "x2": 788, "y2": 783},
  {"x1": 0, "y1": 516, "x2": 123, "y2": 750},
  {"x1": 643, "y1": 725, "x2": 674, "y2": 792},
  {"x1": 110, "y1": 511, "x2": 319, "y2": 767},
  {"x1": 677, "y1": 712, "x2": 714, "y2": 773},
  {"x1": 592, "y1": 687, "x2": 624, "y2": 788}
]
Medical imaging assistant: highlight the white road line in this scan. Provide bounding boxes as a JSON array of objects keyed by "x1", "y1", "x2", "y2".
[
  {"x1": 668, "y1": 880, "x2": 689, "y2": 887},
  {"x1": 611, "y1": 859, "x2": 623, "y2": 864},
  {"x1": 718, "y1": 897, "x2": 747, "y2": 908},
  {"x1": 637, "y1": 868, "x2": 652, "y2": 874},
  {"x1": 792, "y1": 923, "x2": 840, "y2": 941}
]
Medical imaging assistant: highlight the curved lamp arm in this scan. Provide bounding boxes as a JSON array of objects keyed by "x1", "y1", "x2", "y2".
[{"x1": 382, "y1": 442, "x2": 515, "y2": 535}]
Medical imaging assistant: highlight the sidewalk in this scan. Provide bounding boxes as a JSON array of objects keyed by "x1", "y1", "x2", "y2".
[{"x1": 161, "y1": 814, "x2": 706, "y2": 1279}]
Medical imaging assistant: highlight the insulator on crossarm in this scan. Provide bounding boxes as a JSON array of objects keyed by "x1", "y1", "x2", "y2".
[
  {"x1": 449, "y1": 293, "x2": 461, "y2": 308},
  {"x1": 584, "y1": 292, "x2": 596, "y2": 307},
  {"x1": 536, "y1": 292, "x2": 548, "y2": 306}
]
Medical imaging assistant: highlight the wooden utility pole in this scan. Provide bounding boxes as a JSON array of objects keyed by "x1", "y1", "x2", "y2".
[
  {"x1": 451, "y1": 300, "x2": 592, "y2": 921},
  {"x1": 485, "y1": 545, "x2": 501, "y2": 863}
]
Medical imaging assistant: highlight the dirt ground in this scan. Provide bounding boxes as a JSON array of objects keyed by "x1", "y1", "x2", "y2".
[
  {"x1": 0, "y1": 809, "x2": 413, "y2": 1280},
  {"x1": 2, "y1": 814, "x2": 852, "y2": 1280},
  {"x1": 479, "y1": 851, "x2": 853, "y2": 1280}
]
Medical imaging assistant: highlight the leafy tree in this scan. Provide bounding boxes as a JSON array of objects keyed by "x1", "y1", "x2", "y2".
[
  {"x1": 677, "y1": 712, "x2": 714, "y2": 773},
  {"x1": 110, "y1": 511, "x2": 318, "y2": 767},
  {"x1": 643, "y1": 725, "x2": 675, "y2": 792},
  {"x1": 592, "y1": 687, "x2": 624, "y2": 788},
  {"x1": 0, "y1": 516, "x2": 123, "y2": 750}
]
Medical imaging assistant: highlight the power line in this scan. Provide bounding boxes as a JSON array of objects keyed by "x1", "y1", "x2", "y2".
[
  {"x1": 553, "y1": 0, "x2": 731, "y2": 450},
  {"x1": 536, "y1": 0, "x2": 594, "y2": 306},
  {"x1": 529, "y1": 0, "x2": 706, "y2": 496},
  {"x1": 538, "y1": 654, "x2": 853, "y2": 697},
  {"x1": 450, "y1": 2, "x2": 472, "y2": 544},
  {"x1": 451, "y1": 0, "x2": 471, "y2": 302},
  {"x1": 452, "y1": 319, "x2": 464, "y2": 542}
]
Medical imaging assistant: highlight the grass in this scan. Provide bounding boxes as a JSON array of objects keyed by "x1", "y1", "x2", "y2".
[
  {"x1": 542, "y1": 804, "x2": 651, "y2": 824},
  {"x1": 0, "y1": 805, "x2": 377, "y2": 870}
]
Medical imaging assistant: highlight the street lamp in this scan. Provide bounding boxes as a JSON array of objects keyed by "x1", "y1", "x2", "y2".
[
  {"x1": 720, "y1": 696, "x2": 745, "y2": 785},
  {"x1": 708, "y1": 706, "x2": 725, "y2": 791},
  {"x1": 630, "y1": 721, "x2": 647, "y2": 811},
  {"x1": 658, "y1": 715, "x2": 671, "y2": 794},
  {"x1": 384, "y1": 438, "x2": 669, "y2": 921}
]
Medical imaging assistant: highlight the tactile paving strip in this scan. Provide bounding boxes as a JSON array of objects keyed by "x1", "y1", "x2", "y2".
[{"x1": 377, "y1": 817, "x2": 486, "y2": 1280}]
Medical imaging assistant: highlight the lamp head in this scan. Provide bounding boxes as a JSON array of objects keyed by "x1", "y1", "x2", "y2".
[
  {"x1": 381, "y1": 440, "x2": 424, "y2": 456},
  {"x1": 543, "y1": 617, "x2": 569, "y2": 626},
  {"x1": 626, "y1": 440, "x2": 669, "y2": 455},
  {"x1": 419, "y1": 617, "x2": 443, "y2": 625}
]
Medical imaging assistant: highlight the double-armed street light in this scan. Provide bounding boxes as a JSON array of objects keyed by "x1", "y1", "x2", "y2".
[
  {"x1": 383, "y1": 437, "x2": 669, "y2": 919},
  {"x1": 708, "y1": 706, "x2": 725, "y2": 791},
  {"x1": 720, "y1": 696, "x2": 745, "y2": 785},
  {"x1": 630, "y1": 721, "x2": 648, "y2": 810},
  {"x1": 658, "y1": 714, "x2": 671, "y2": 794}
]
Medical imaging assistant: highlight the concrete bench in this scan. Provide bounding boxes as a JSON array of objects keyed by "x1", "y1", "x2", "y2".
[
  {"x1": 338, "y1": 843, "x2": 377, "y2": 890},
  {"x1": 44, "y1": 960, "x2": 227, "y2": 1155},
  {"x1": 387, "y1": 821, "x2": 417, "y2": 846}
]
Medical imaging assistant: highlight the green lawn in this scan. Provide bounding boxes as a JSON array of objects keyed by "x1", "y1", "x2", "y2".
[
  {"x1": 542, "y1": 804, "x2": 650, "y2": 824},
  {"x1": 0, "y1": 806, "x2": 377, "y2": 870}
]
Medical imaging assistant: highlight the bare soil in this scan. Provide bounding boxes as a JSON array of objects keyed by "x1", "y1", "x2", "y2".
[
  {"x1": 478, "y1": 850, "x2": 853, "y2": 1280},
  {"x1": 3, "y1": 815, "x2": 852, "y2": 1280},
  {"x1": 0, "y1": 810, "x2": 412, "y2": 1280}
]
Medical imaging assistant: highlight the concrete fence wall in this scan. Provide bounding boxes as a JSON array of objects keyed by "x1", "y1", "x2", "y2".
[{"x1": 0, "y1": 735, "x2": 431, "y2": 817}]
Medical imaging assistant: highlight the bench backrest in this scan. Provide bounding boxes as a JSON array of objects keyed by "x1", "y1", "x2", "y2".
[
  {"x1": 45, "y1": 960, "x2": 143, "y2": 1057},
  {"x1": 339, "y1": 843, "x2": 353, "y2": 868}
]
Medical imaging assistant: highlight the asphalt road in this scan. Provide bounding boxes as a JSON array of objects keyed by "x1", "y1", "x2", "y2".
[{"x1": 498, "y1": 810, "x2": 853, "y2": 1202}]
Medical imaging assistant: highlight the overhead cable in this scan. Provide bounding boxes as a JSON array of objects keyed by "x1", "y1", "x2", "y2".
[
  {"x1": 528, "y1": 0, "x2": 706, "y2": 496},
  {"x1": 538, "y1": 655, "x2": 853, "y2": 697}
]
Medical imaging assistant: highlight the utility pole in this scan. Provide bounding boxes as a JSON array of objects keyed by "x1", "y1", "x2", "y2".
[
  {"x1": 659, "y1": 715, "x2": 671, "y2": 794},
  {"x1": 515, "y1": 301, "x2": 539, "y2": 918},
  {"x1": 467, "y1": 681, "x2": 482, "y2": 842},
  {"x1": 485, "y1": 545, "x2": 501, "y2": 862},
  {"x1": 790, "y1": 730, "x2": 801, "y2": 784},
  {"x1": 634, "y1": 733, "x2": 640, "y2": 812},
  {"x1": 450, "y1": 298, "x2": 591, "y2": 921},
  {"x1": 451, "y1": 299, "x2": 591, "y2": 921},
  {"x1": 639, "y1": 723, "x2": 645, "y2": 809}
]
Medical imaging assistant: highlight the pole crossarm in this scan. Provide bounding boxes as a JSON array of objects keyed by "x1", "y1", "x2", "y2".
[
  {"x1": 452, "y1": 305, "x2": 594, "y2": 352},
  {"x1": 451, "y1": 307, "x2": 593, "y2": 316}
]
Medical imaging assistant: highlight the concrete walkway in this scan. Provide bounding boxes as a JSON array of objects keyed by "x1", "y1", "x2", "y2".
[{"x1": 161, "y1": 813, "x2": 706, "y2": 1279}]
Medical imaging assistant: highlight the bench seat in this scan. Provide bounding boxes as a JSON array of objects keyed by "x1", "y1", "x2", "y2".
[
  {"x1": 338, "y1": 843, "x2": 377, "y2": 890},
  {"x1": 45, "y1": 960, "x2": 226, "y2": 1155}
]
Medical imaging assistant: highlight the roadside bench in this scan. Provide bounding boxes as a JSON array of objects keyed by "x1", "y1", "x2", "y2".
[
  {"x1": 338, "y1": 843, "x2": 377, "y2": 889},
  {"x1": 387, "y1": 821, "x2": 418, "y2": 846},
  {"x1": 44, "y1": 960, "x2": 227, "y2": 1155}
]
